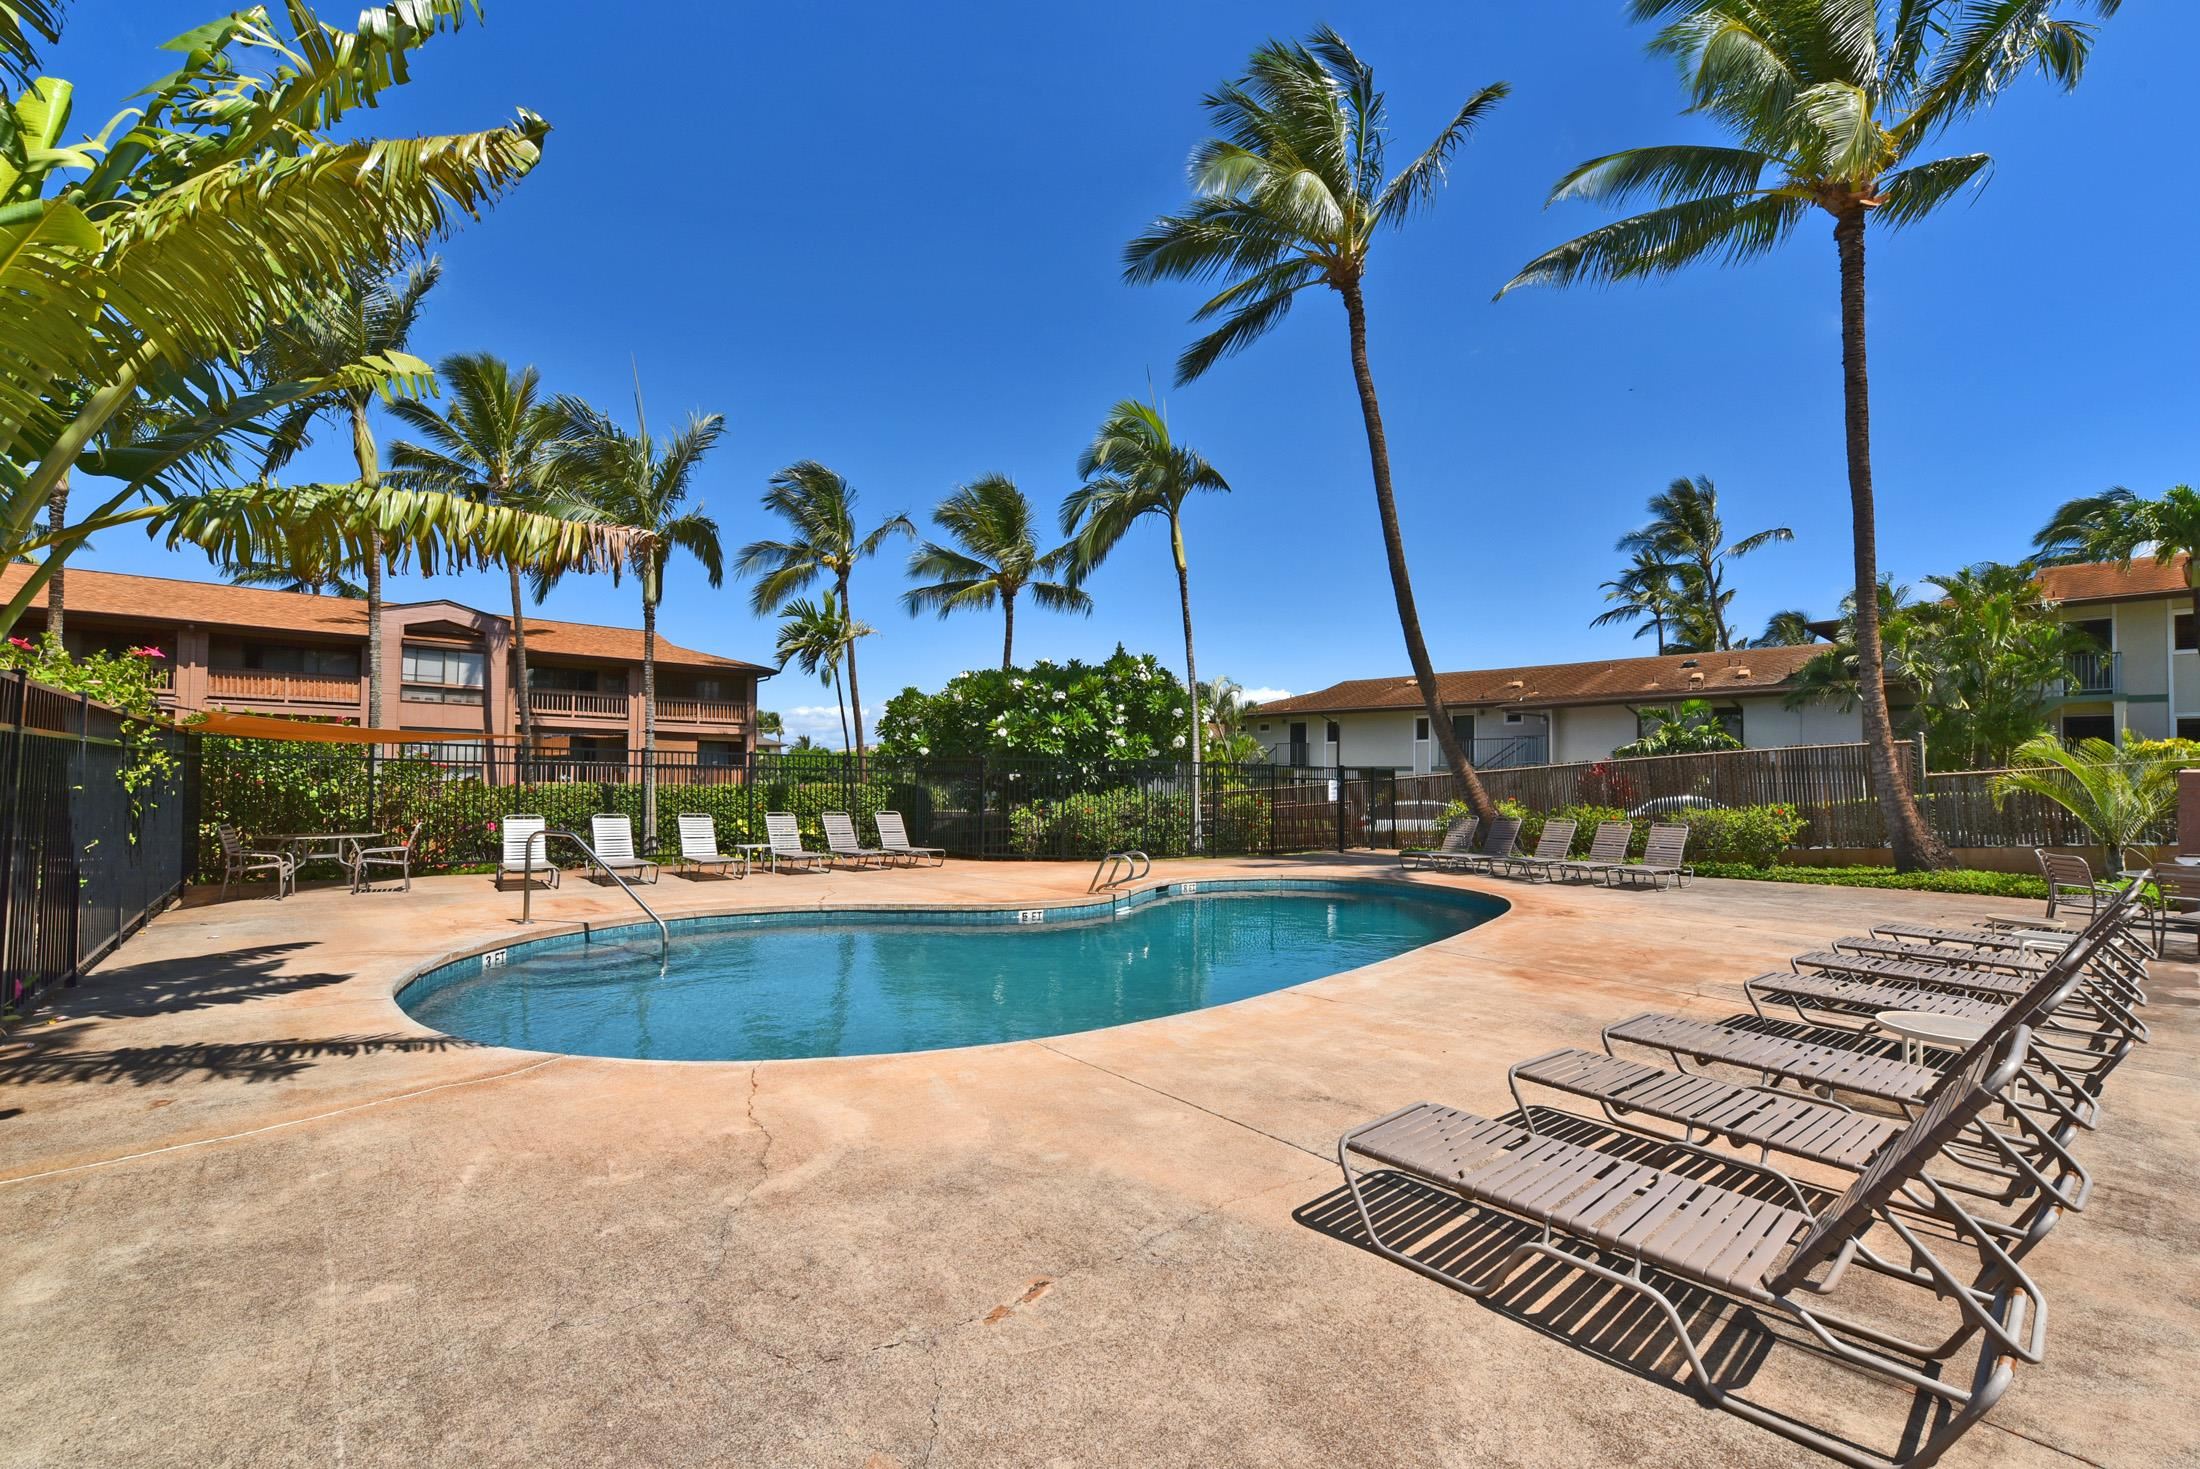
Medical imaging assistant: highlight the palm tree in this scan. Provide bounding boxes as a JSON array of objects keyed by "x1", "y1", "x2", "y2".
[
  {"x1": 1061, "y1": 398, "x2": 1229, "y2": 850},
  {"x1": 1754, "y1": 609, "x2": 1818, "y2": 647},
  {"x1": 738, "y1": 462, "x2": 912, "y2": 759},
  {"x1": 775, "y1": 592, "x2": 872, "y2": 753},
  {"x1": 253, "y1": 258, "x2": 442, "y2": 727},
  {"x1": 1499, "y1": 0, "x2": 2117, "y2": 869},
  {"x1": 222, "y1": 551, "x2": 367, "y2": 598},
  {"x1": 2034, "y1": 485, "x2": 2200, "y2": 629},
  {"x1": 903, "y1": 474, "x2": 1091, "y2": 668},
  {"x1": 543, "y1": 390, "x2": 726, "y2": 847},
  {"x1": 1616, "y1": 476, "x2": 1791, "y2": 651},
  {"x1": 1123, "y1": 27, "x2": 1508, "y2": 818},
  {"x1": 1993, "y1": 734, "x2": 2177, "y2": 873},
  {"x1": 388, "y1": 353, "x2": 569, "y2": 756},
  {"x1": 1591, "y1": 548, "x2": 1692, "y2": 654}
]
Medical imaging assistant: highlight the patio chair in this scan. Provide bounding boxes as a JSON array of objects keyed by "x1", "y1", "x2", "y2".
[
  {"x1": 1556, "y1": 819, "x2": 1631, "y2": 884},
  {"x1": 763, "y1": 812, "x2": 828, "y2": 873},
  {"x1": 1400, "y1": 816, "x2": 1478, "y2": 870},
  {"x1": 2146, "y1": 864, "x2": 2200, "y2": 956},
  {"x1": 676, "y1": 813, "x2": 746, "y2": 879},
  {"x1": 350, "y1": 822, "x2": 422, "y2": 894},
  {"x1": 217, "y1": 824, "x2": 294, "y2": 900},
  {"x1": 1339, "y1": 1027, "x2": 2050, "y2": 1468},
  {"x1": 2038, "y1": 849, "x2": 2118, "y2": 923},
  {"x1": 1452, "y1": 816, "x2": 1521, "y2": 875},
  {"x1": 497, "y1": 815, "x2": 559, "y2": 890},
  {"x1": 821, "y1": 811, "x2": 891, "y2": 868},
  {"x1": 1498, "y1": 817, "x2": 1576, "y2": 881},
  {"x1": 1611, "y1": 822, "x2": 1691, "y2": 889},
  {"x1": 588, "y1": 814, "x2": 660, "y2": 884},
  {"x1": 875, "y1": 810, "x2": 946, "y2": 866}
]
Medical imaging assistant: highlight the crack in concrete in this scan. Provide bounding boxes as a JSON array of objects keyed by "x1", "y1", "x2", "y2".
[{"x1": 1025, "y1": 1038, "x2": 1327, "y2": 1163}]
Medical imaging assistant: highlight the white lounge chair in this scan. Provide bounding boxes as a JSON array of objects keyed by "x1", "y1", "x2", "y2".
[
  {"x1": 763, "y1": 812, "x2": 827, "y2": 873},
  {"x1": 822, "y1": 811, "x2": 890, "y2": 868},
  {"x1": 676, "y1": 813, "x2": 746, "y2": 879},
  {"x1": 589, "y1": 814, "x2": 660, "y2": 884},
  {"x1": 498, "y1": 815, "x2": 559, "y2": 890},
  {"x1": 875, "y1": 810, "x2": 945, "y2": 866}
]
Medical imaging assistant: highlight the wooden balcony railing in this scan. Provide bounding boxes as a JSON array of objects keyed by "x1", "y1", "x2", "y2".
[
  {"x1": 655, "y1": 696, "x2": 745, "y2": 725},
  {"x1": 529, "y1": 689, "x2": 630, "y2": 718},
  {"x1": 206, "y1": 668, "x2": 361, "y2": 705}
]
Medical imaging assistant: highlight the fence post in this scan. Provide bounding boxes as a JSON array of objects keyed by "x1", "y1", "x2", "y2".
[
  {"x1": 975, "y1": 754, "x2": 988, "y2": 861},
  {"x1": 0, "y1": 673, "x2": 23, "y2": 1009}
]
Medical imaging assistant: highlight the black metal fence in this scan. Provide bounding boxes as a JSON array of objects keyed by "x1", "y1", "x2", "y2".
[{"x1": 0, "y1": 673, "x2": 191, "y2": 1016}]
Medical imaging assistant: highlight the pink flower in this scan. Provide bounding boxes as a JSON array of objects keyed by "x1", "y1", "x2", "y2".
[
  {"x1": 127, "y1": 646, "x2": 166, "y2": 660},
  {"x1": 6, "y1": 636, "x2": 32, "y2": 651}
]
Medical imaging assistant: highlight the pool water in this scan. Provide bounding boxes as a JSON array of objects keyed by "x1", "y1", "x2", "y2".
[{"x1": 399, "y1": 882, "x2": 1497, "y2": 1062}]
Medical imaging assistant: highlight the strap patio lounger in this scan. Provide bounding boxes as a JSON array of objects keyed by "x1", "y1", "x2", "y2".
[
  {"x1": 1498, "y1": 818, "x2": 1576, "y2": 881},
  {"x1": 1611, "y1": 823, "x2": 1691, "y2": 889},
  {"x1": 1792, "y1": 948, "x2": 2147, "y2": 1042},
  {"x1": 821, "y1": 812, "x2": 891, "y2": 868},
  {"x1": 1339, "y1": 1027, "x2": 2050, "y2": 1469},
  {"x1": 1453, "y1": 816, "x2": 1521, "y2": 874},
  {"x1": 1400, "y1": 816, "x2": 1478, "y2": 870},
  {"x1": 218, "y1": 825, "x2": 295, "y2": 900},
  {"x1": 875, "y1": 810, "x2": 945, "y2": 866},
  {"x1": 676, "y1": 813, "x2": 746, "y2": 878},
  {"x1": 763, "y1": 812, "x2": 828, "y2": 873},
  {"x1": 588, "y1": 815, "x2": 661, "y2": 884},
  {"x1": 350, "y1": 822, "x2": 421, "y2": 893},
  {"x1": 2038, "y1": 849, "x2": 2121, "y2": 923},
  {"x1": 497, "y1": 816, "x2": 558, "y2": 890},
  {"x1": 1556, "y1": 819, "x2": 1631, "y2": 884}
]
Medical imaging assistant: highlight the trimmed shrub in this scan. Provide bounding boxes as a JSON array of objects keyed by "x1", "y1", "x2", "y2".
[{"x1": 1691, "y1": 863, "x2": 2049, "y2": 899}]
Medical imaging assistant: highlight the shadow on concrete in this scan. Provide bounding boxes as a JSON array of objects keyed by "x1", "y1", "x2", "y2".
[
  {"x1": 1293, "y1": 1108, "x2": 1962, "y2": 1467},
  {"x1": 0, "y1": 1030, "x2": 478, "y2": 1086},
  {"x1": 55, "y1": 943, "x2": 349, "y2": 1020}
]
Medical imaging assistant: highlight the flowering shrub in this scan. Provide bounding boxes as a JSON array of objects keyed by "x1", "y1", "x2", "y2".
[
  {"x1": 1573, "y1": 760, "x2": 1640, "y2": 811},
  {"x1": 875, "y1": 647, "x2": 1194, "y2": 765},
  {"x1": 1, "y1": 633, "x2": 179, "y2": 827}
]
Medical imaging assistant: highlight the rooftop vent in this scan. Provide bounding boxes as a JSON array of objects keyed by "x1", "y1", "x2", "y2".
[
  {"x1": 1733, "y1": 666, "x2": 1752, "y2": 680},
  {"x1": 1679, "y1": 658, "x2": 1699, "y2": 669},
  {"x1": 1505, "y1": 678, "x2": 1524, "y2": 690}
]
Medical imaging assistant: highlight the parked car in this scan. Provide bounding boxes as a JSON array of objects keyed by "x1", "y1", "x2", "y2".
[
  {"x1": 1627, "y1": 794, "x2": 1725, "y2": 819},
  {"x1": 1367, "y1": 799, "x2": 1453, "y2": 840}
]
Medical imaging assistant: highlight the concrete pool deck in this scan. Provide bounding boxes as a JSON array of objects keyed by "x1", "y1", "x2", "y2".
[{"x1": 1, "y1": 855, "x2": 2195, "y2": 1467}]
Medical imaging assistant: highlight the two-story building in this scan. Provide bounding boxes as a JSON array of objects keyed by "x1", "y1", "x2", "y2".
[
  {"x1": 1251, "y1": 645, "x2": 1862, "y2": 772},
  {"x1": 3, "y1": 565, "x2": 771, "y2": 772},
  {"x1": 2036, "y1": 555, "x2": 2200, "y2": 746}
]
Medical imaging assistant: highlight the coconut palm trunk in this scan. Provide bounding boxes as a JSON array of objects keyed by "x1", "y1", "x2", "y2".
[
  {"x1": 838, "y1": 571, "x2": 867, "y2": 761},
  {"x1": 349, "y1": 399, "x2": 386, "y2": 727},
  {"x1": 1169, "y1": 513, "x2": 1204, "y2": 852},
  {"x1": 641, "y1": 589, "x2": 658, "y2": 849},
  {"x1": 1340, "y1": 279, "x2": 1490, "y2": 815},
  {"x1": 1000, "y1": 591, "x2": 1015, "y2": 670},
  {"x1": 44, "y1": 472, "x2": 66, "y2": 642},
  {"x1": 508, "y1": 562, "x2": 534, "y2": 774},
  {"x1": 1836, "y1": 213, "x2": 1947, "y2": 870}
]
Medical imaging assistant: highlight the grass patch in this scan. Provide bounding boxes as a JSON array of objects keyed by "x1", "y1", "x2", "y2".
[{"x1": 1692, "y1": 863, "x2": 2049, "y2": 899}]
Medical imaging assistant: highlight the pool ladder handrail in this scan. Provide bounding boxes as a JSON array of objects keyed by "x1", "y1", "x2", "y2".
[
  {"x1": 519, "y1": 827, "x2": 671, "y2": 955},
  {"x1": 1089, "y1": 849, "x2": 1151, "y2": 892}
]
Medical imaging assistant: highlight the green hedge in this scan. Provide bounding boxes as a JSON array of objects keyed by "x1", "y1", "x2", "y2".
[
  {"x1": 1690, "y1": 863, "x2": 2050, "y2": 898},
  {"x1": 1455, "y1": 799, "x2": 1808, "y2": 868}
]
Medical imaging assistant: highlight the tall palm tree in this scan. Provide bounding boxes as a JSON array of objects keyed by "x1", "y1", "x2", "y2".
[
  {"x1": 1754, "y1": 609, "x2": 1819, "y2": 647},
  {"x1": 903, "y1": 474, "x2": 1091, "y2": 668},
  {"x1": 2034, "y1": 485, "x2": 2200, "y2": 629},
  {"x1": 253, "y1": 257, "x2": 442, "y2": 727},
  {"x1": 387, "y1": 353, "x2": 569, "y2": 757},
  {"x1": 1591, "y1": 548, "x2": 1691, "y2": 654},
  {"x1": 542, "y1": 390, "x2": 726, "y2": 847},
  {"x1": 222, "y1": 550, "x2": 367, "y2": 598},
  {"x1": 1061, "y1": 398, "x2": 1230, "y2": 850},
  {"x1": 1125, "y1": 27, "x2": 1508, "y2": 818},
  {"x1": 775, "y1": 592, "x2": 872, "y2": 753},
  {"x1": 1499, "y1": 0, "x2": 2118, "y2": 869},
  {"x1": 738, "y1": 462, "x2": 912, "y2": 758},
  {"x1": 1616, "y1": 476, "x2": 1791, "y2": 651}
]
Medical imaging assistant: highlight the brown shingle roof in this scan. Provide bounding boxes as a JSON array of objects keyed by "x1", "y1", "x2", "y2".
[
  {"x1": 1256, "y1": 645, "x2": 1825, "y2": 717},
  {"x1": 1, "y1": 564, "x2": 769, "y2": 672},
  {"x1": 2034, "y1": 554, "x2": 2192, "y2": 606}
]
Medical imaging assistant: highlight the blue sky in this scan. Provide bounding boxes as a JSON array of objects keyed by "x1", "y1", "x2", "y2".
[{"x1": 52, "y1": 3, "x2": 2199, "y2": 744}]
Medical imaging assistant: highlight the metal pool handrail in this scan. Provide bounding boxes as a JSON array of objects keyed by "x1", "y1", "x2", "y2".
[
  {"x1": 520, "y1": 827, "x2": 670, "y2": 954},
  {"x1": 1088, "y1": 849, "x2": 1151, "y2": 892}
]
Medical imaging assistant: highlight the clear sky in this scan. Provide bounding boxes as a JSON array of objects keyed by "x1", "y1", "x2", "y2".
[{"x1": 50, "y1": 2, "x2": 2200, "y2": 744}]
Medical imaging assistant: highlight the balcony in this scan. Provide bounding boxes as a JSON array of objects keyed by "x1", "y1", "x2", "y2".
[
  {"x1": 206, "y1": 668, "x2": 361, "y2": 706},
  {"x1": 2061, "y1": 649, "x2": 2121, "y2": 700},
  {"x1": 529, "y1": 689, "x2": 630, "y2": 720},
  {"x1": 655, "y1": 696, "x2": 745, "y2": 726}
]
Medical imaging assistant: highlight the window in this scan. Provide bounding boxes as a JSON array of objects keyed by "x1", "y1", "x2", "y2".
[
  {"x1": 698, "y1": 740, "x2": 743, "y2": 767},
  {"x1": 401, "y1": 643, "x2": 485, "y2": 704},
  {"x1": 210, "y1": 639, "x2": 359, "y2": 677},
  {"x1": 2178, "y1": 719, "x2": 2200, "y2": 741},
  {"x1": 1326, "y1": 720, "x2": 1342, "y2": 743},
  {"x1": 1287, "y1": 720, "x2": 1310, "y2": 766},
  {"x1": 1714, "y1": 704, "x2": 1744, "y2": 743},
  {"x1": 528, "y1": 665, "x2": 600, "y2": 692},
  {"x1": 2062, "y1": 715, "x2": 2115, "y2": 744},
  {"x1": 1414, "y1": 717, "x2": 1430, "y2": 741},
  {"x1": 1451, "y1": 714, "x2": 1473, "y2": 744},
  {"x1": 399, "y1": 736, "x2": 487, "y2": 782},
  {"x1": 2178, "y1": 615, "x2": 2197, "y2": 654},
  {"x1": 690, "y1": 676, "x2": 733, "y2": 701},
  {"x1": 2073, "y1": 617, "x2": 2114, "y2": 652}
]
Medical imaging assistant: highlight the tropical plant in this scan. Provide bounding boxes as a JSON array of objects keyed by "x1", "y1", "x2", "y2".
[
  {"x1": 1061, "y1": 398, "x2": 1229, "y2": 849},
  {"x1": 540, "y1": 390, "x2": 726, "y2": 846},
  {"x1": 0, "y1": 4, "x2": 604, "y2": 643},
  {"x1": 874, "y1": 649, "x2": 1194, "y2": 766},
  {"x1": 1754, "y1": 608, "x2": 1818, "y2": 647},
  {"x1": 1, "y1": 631, "x2": 177, "y2": 819},
  {"x1": 757, "y1": 709, "x2": 785, "y2": 739},
  {"x1": 775, "y1": 592, "x2": 871, "y2": 753},
  {"x1": 1500, "y1": 0, "x2": 2119, "y2": 868},
  {"x1": 251, "y1": 257, "x2": 441, "y2": 724},
  {"x1": 222, "y1": 549, "x2": 366, "y2": 598},
  {"x1": 388, "y1": 352, "x2": 571, "y2": 753},
  {"x1": 1591, "y1": 547, "x2": 1694, "y2": 654},
  {"x1": 1613, "y1": 475, "x2": 1791, "y2": 651},
  {"x1": 1613, "y1": 698, "x2": 1743, "y2": 758},
  {"x1": 738, "y1": 462, "x2": 913, "y2": 759},
  {"x1": 2034, "y1": 484, "x2": 2200, "y2": 626},
  {"x1": 903, "y1": 474, "x2": 1090, "y2": 668},
  {"x1": 1123, "y1": 26, "x2": 1507, "y2": 817},
  {"x1": 1993, "y1": 734, "x2": 2177, "y2": 872}
]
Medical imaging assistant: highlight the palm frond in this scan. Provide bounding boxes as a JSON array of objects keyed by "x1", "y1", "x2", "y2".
[
  {"x1": 1371, "y1": 81, "x2": 1509, "y2": 228},
  {"x1": 1499, "y1": 190, "x2": 1807, "y2": 295},
  {"x1": 1872, "y1": 152, "x2": 1993, "y2": 228},
  {"x1": 1546, "y1": 143, "x2": 1778, "y2": 209}
]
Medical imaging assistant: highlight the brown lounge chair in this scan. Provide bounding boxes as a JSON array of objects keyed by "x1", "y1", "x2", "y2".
[
  {"x1": 1498, "y1": 818, "x2": 1576, "y2": 881},
  {"x1": 1339, "y1": 1027, "x2": 2049, "y2": 1469},
  {"x1": 1452, "y1": 816, "x2": 1521, "y2": 875},
  {"x1": 1400, "y1": 815, "x2": 1478, "y2": 870},
  {"x1": 1557, "y1": 819, "x2": 1631, "y2": 884},
  {"x1": 1610, "y1": 822, "x2": 1691, "y2": 889}
]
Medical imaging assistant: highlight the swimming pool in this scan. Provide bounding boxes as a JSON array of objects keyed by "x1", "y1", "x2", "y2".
[{"x1": 399, "y1": 880, "x2": 1500, "y2": 1062}]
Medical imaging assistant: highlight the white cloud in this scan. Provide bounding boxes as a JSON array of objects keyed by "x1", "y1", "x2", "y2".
[{"x1": 1237, "y1": 686, "x2": 1294, "y2": 705}]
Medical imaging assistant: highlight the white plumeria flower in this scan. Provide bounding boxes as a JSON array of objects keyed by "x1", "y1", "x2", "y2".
[
  {"x1": 1172, "y1": 734, "x2": 1187, "y2": 749},
  {"x1": 1052, "y1": 689, "x2": 1067, "y2": 702},
  {"x1": 918, "y1": 745, "x2": 929, "y2": 755}
]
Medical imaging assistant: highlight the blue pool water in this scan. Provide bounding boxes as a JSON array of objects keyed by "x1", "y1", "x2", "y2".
[{"x1": 399, "y1": 881, "x2": 1498, "y2": 1062}]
